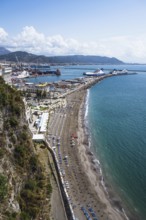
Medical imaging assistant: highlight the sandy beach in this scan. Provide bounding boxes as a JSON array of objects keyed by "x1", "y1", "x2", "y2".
[{"x1": 49, "y1": 88, "x2": 130, "y2": 220}]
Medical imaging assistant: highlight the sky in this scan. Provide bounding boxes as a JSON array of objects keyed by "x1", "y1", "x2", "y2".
[{"x1": 0, "y1": 0, "x2": 146, "y2": 63}]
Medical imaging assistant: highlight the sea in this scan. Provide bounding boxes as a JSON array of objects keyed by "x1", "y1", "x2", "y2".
[{"x1": 27, "y1": 64, "x2": 146, "y2": 219}]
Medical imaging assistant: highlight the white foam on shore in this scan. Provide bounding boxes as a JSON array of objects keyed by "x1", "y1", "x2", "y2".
[
  {"x1": 84, "y1": 90, "x2": 108, "y2": 192},
  {"x1": 85, "y1": 89, "x2": 89, "y2": 119},
  {"x1": 84, "y1": 89, "x2": 109, "y2": 194},
  {"x1": 122, "y1": 208, "x2": 130, "y2": 220},
  {"x1": 84, "y1": 89, "x2": 92, "y2": 149},
  {"x1": 100, "y1": 166, "x2": 109, "y2": 194},
  {"x1": 93, "y1": 158, "x2": 109, "y2": 194}
]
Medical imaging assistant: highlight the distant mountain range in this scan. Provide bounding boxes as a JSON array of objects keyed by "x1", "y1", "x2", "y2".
[
  {"x1": 0, "y1": 47, "x2": 10, "y2": 55},
  {"x1": 0, "y1": 48, "x2": 124, "y2": 64}
]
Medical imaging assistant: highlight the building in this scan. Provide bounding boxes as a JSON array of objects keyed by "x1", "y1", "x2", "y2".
[
  {"x1": 39, "y1": 112, "x2": 49, "y2": 133},
  {"x1": 0, "y1": 68, "x2": 2, "y2": 76},
  {"x1": 32, "y1": 134, "x2": 45, "y2": 142},
  {"x1": 0, "y1": 63, "x2": 12, "y2": 75}
]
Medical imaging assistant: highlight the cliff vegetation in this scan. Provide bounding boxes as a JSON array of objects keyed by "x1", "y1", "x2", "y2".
[{"x1": 0, "y1": 76, "x2": 52, "y2": 220}]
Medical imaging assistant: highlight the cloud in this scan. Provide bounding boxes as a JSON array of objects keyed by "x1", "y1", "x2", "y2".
[
  {"x1": 1, "y1": 26, "x2": 146, "y2": 63},
  {"x1": 0, "y1": 27, "x2": 8, "y2": 42},
  {"x1": 14, "y1": 26, "x2": 45, "y2": 47},
  {"x1": 100, "y1": 35, "x2": 146, "y2": 63}
]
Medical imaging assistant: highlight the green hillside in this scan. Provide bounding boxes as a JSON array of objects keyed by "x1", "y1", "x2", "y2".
[
  {"x1": 0, "y1": 51, "x2": 124, "y2": 64},
  {"x1": 0, "y1": 77, "x2": 52, "y2": 219}
]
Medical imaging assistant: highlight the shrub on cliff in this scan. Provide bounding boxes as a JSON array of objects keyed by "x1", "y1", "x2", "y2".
[{"x1": 0, "y1": 174, "x2": 8, "y2": 201}]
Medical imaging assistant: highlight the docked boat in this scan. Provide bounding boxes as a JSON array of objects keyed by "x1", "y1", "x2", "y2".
[
  {"x1": 83, "y1": 69, "x2": 105, "y2": 76},
  {"x1": 29, "y1": 68, "x2": 61, "y2": 76},
  {"x1": 110, "y1": 69, "x2": 137, "y2": 75}
]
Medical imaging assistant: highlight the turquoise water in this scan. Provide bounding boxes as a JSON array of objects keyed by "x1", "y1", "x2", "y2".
[
  {"x1": 87, "y1": 73, "x2": 146, "y2": 219},
  {"x1": 27, "y1": 64, "x2": 146, "y2": 219}
]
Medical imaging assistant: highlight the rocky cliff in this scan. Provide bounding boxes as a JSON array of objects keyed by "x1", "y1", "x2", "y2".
[{"x1": 0, "y1": 76, "x2": 52, "y2": 220}]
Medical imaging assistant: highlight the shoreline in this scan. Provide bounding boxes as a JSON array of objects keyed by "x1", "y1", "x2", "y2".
[{"x1": 77, "y1": 89, "x2": 132, "y2": 220}]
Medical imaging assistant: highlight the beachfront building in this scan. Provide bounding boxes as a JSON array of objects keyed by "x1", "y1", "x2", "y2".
[
  {"x1": 39, "y1": 112, "x2": 49, "y2": 133},
  {"x1": 0, "y1": 63, "x2": 12, "y2": 75},
  {"x1": 32, "y1": 134, "x2": 45, "y2": 142},
  {"x1": 0, "y1": 67, "x2": 2, "y2": 76}
]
